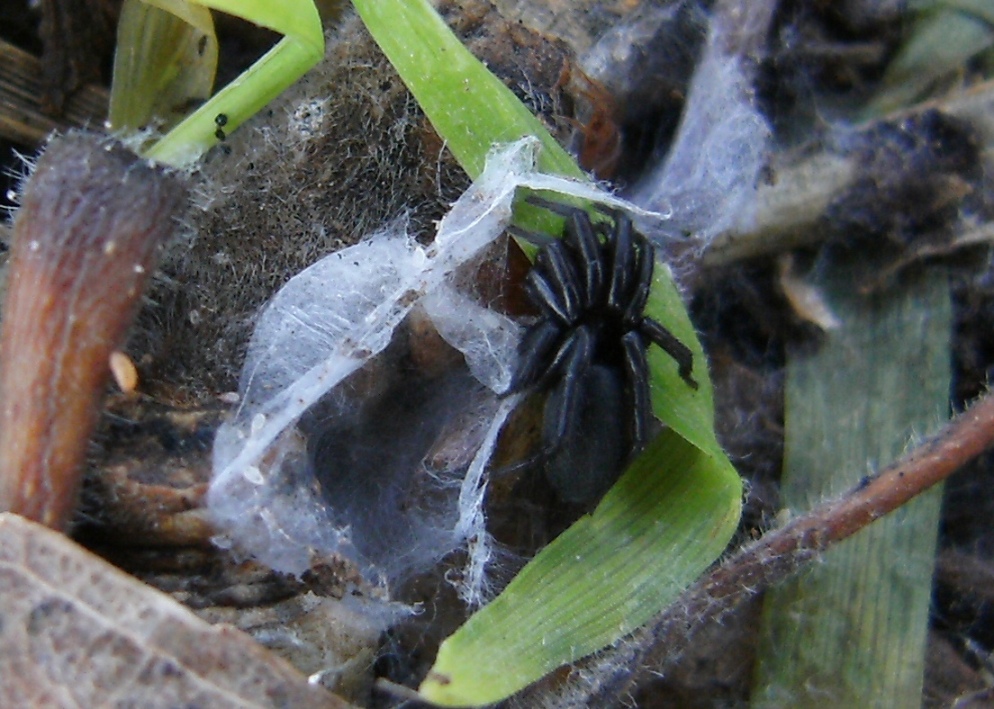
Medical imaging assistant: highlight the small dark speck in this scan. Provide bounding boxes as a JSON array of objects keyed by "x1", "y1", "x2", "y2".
[
  {"x1": 353, "y1": 261, "x2": 359, "y2": 266},
  {"x1": 214, "y1": 128, "x2": 226, "y2": 141},
  {"x1": 380, "y1": 80, "x2": 392, "y2": 91},
  {"x1": 220, "y1": 144, "x2": 232, "y2": 156},
  {"x1": 27, "y1": 598, "x2": 74, "y2": 635},
  {"x1": 215, "y1": 113, "x2": 228, "y2": 127}
]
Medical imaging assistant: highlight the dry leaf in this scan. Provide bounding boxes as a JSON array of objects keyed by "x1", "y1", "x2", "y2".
[{"x1": 0, "y1": 513, "x2": 352, "y2": 708}]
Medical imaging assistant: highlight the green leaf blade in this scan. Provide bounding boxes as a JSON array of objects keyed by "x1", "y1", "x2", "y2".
[
  {"x1": 140, "y1": 0, "x2": 325, "y2": 167},
  {"x1": 421, "y1": 430, "x2": 742, "y2": 706},
  {"x1": 146, "y1": 37, "x2": 318, "y2": 165},
  {"x1": 352, "y1": 0, "x2": 580, "y2": 180},
  {"x1": 350, "y1": 2, "x2": 742, "y2": 704},
  {"x1": 646, "y1": 266, "x2": 719, "y2": 456},
  {"x1": 199, "y1": 0, "x2": 324, "y2": 55}
]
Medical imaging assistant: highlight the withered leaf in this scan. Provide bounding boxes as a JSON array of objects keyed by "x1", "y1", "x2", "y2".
[{"x1": 0, "y1": 513, "x2": 352, "y2": 708}]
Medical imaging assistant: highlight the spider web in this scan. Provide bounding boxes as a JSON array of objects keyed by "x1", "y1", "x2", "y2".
[{"x1": 208, "y1": 138, "x2": 667, "y2": 602}]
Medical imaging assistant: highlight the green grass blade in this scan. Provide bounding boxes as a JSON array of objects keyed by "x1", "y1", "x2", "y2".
[
  {"x1": 143, "y1": 0, "x2": 323, "y2": 166},
  {"x1": 351, "y1": 2, "x2": 740, "y2": 704},
  {"x1": 647, "y1": 267, "x2": 719, "y2": 456},
  {"x1": 421, "y1": 430, "x2": 742, "y2": 706},
  {"x1": 752, "y1": 266, "x2": 949, "y2": 706},
  {"x1": 351, "y1": 0, "x2": 580, "y2": 181},
  {"x1": 203, "y1": 0, "x2": 324, "y2": 47}
]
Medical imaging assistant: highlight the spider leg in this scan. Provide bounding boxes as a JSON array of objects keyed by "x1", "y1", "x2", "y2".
[
  {"x1": 506, "y1": 224, "x2": 558, "y2": 248},
  {"x1": 640, "y1": 317, "x2": 698, "y2": 389},
  {"x1": 543, "y1": 326, "x2": 594, "y2": 451},
  {"x1": 623, "y1": 233, "x2": 655, "y2": 326},
  {"x1": 607, "y1": 213, "x2": 636, "y2": 310},
  {"x1": 622, "y1": 330, "x2": 652, "y2": 451},
  {"x1": 510, "y1": 319, "x2": 563, "y2": 392},
  {"x1": 564, "y1": 210, "x2": 604, "y2": 308},
  {"x1": 525, "y1": 268, "x2": 573, "y2": 325},
  {"x1": 521, "y1": 195, "x2": 606, "y2": 308},
  {"x1": 522, "y1": 194, "x2": 583, "y2": 220},
  {"x1": 536, "y1": 242, "x2": 582, "y2": 323}
]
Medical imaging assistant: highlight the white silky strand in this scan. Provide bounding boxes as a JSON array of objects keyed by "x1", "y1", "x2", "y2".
[{"x1": 208, "y1": 137, "x2": 663, "y2": 591}]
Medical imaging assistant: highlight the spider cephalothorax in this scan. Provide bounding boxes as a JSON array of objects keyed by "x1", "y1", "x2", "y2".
[{"x1": 509, "y1": 200, "x2": 697, "y2": 503}]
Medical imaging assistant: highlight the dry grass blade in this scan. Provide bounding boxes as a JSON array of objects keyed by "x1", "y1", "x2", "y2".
[{"x1": 754, "y1": 267, "x2": 950, "y2": 704}]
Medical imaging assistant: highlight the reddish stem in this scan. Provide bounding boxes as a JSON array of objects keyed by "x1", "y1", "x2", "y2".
[
  {"x1": 0, "y1": 133, "x2": 184, "y2": 529},
  {"x1": 520, "y1": 388, "x2": 994, "y2": 705},
  {"x1": 586, "y1": 390, "x2": 994, "y2": 704}
]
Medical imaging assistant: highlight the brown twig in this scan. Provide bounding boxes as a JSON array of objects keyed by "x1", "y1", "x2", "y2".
[
  {"x1": 0, "y1": 133, "x2": 184, "y2": 530},
  {"x1": 688, "y1": 389, "x2": 994, "y2": 605},
  {"x1": 539, "y1": 389, "x2": 994, "y2": 706},
  {"x1": 589, "y1": 389, "x2": 994, "y2": 701}
]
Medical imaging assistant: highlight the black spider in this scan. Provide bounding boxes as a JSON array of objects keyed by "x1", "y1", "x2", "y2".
[{"x1": 508, "y1": 198, "x2": 697, "y2": 503}]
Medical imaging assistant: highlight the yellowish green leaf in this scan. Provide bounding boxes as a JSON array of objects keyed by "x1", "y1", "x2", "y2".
[
  {"x1": 142, "y1": 0, "x2": 324, "y2": 166},
  {"x1": 420, "y1": 430, "x2": 742, "y2": 706},
  {"x1": 109, "y1": 0, "x2": 218, "y2": 132}
]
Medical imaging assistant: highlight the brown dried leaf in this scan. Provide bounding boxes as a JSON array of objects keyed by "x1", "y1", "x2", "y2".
[{"x1": 0, "y1": 513, "x2": 352, "y2": 709}]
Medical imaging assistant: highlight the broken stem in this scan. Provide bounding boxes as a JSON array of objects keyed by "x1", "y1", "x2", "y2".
[{"x1": 0, "y1": 133, "x2": 184, "y2": 529}]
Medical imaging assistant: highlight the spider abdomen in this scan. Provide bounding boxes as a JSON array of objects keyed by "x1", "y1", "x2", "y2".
[{"x1": 543, "y1": 364, "x2": 627, "y2": 504}]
